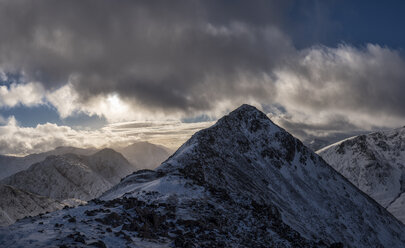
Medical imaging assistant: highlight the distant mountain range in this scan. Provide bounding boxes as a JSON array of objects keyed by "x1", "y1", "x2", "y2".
[
  {"x1": 0, "y1": 146, "x2": 97, "y2": 180},
  {"x1": 1, "y1": 105, "x2": 404, "y2": 247},
  {"x1": 318, "y1": 127, "x2": 405, "y2": 223},
  {"x1": 0, "y1": 143, "x2": 171, "y2": 226},
  {"x1": 1, "y1": 149, "x2": 134, "y2": 201},
  {"x1": 115, "y1": 141, "x2": 172, "y2": 170},
  {"x1": 0, "y1": 142, "x2": 172, "y2": 180}
]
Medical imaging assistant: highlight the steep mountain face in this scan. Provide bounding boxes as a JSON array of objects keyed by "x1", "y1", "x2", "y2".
[
  {"x1": 116, "y1": 142, "x2": 172, "y2": 170},
  {"x1": 1, "y1": 149, "x2": 134, "y2": 201},
  {"x1": 1, "y1": 105, "x2": 405, "y2": 247},
  {"x1": 0, "y1": 146, "x2": 97, "y2": 180},
  {"x1": 317, "y1": 127, "x2": 405, "y2": 223},
  {"x1": 0, "y1": 184, "x2": 64, "y2": 226}
]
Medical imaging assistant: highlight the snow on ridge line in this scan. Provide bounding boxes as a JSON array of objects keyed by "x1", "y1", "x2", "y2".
[
  {"x1": 316, "y1": 135, "x2": 359, "y2": 153},
  {"x1": 318, "y1": 125, "x2": 405, "y2": 223},
  {"x1": 1, "y1": 104, "x2": 405, "y2": 247},
  {"x1": 316, "y1": 126, "x2": 405, "y2": 153}
]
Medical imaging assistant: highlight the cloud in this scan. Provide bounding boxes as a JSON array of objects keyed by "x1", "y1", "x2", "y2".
[
  {"x1": 45, "y1": 83, "x2": 188, "y2": 122},
  {"x1": 0, "y1": 116, "x2": 212, "y2": 156},
  {"x1": 105, "y1": 120, "x2": 213, "y2": 150},
  {"x1": 0, "y1": 0, "x2": 292, "y2": 117},
  {"x1": 0, "y1": 114, "x2": 5, "y2": 125},
  {"x1": 272, "y1": 44, "x2": 405, "y2": 141},
  {"x1": 0, "y1": 82, "x2": 45, "y2": 108},
  {"x1": 276, "y1": 44, "x2": 405, "y2": 118},
  {"x1": 0, "y1": 1, "x2": 405, "y2": 149}
]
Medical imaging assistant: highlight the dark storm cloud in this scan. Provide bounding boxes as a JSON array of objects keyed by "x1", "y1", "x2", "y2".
[
  {"x1": 273, "y1": 115, "x2": 368, "y2": 151},
  {"x1": 278, "y1": 115, "x2": 359, "y2": 135},
  {"x1": 0, "y1": 0, "x2": 294, "y2": 113},
  {"x1": 1, "y1": 0, "x2": 405, "y2": 143},
  {"x1": 276, "y1": 44, "x2": 405, "y2": 118}
]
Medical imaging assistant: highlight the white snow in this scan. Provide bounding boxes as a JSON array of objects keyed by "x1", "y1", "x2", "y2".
[
  {"x1": 102, "y1": 173, "x2": 206, "y2": 203},
  {"x1": 0, "y1": 184, "x2": 65, "y2": 226},
  {"x1": 318, "y1": 127, "x2": 405, "y2": 223}
]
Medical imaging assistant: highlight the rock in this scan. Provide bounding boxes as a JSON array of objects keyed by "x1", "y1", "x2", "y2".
[{"x1": 89, "y1": 240, "x2": 107, "y2": 248}]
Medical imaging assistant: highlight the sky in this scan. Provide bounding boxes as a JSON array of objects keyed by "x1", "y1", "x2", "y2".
[{"x1": 1, "y1": 0, "x2": 405, "y2": 155}]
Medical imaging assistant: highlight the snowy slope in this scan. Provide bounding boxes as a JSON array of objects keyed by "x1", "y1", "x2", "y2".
[
  {"x1": 116, "y1": 142, "x2": 172, "y2": 170},
  {"x1": 1, "y1": 105, "x2": 404, "y2": 247},
  {"x1": 1, "y1": 149, "x2": 135, "y2": 201},
  {"x1": 0, "y1": 184, "x2": 64, "y2": 226},
  {"x1": 318, "y1": 127, "x2": 405, "y2": 223},
  {"x1": 0, "y1": 146, "x2": 97, "y2": 180}
]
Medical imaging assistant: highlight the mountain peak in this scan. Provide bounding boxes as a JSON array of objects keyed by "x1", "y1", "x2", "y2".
[
  {"x1": 223, "y1": 104, "x2": 269, "y2": 122},
  {"x1": 205, "y1": 104, "x2": 280, "y2": 138},
  {"x1": 231, "y1": 103, "x2": 261, "y2": 113},
  {"x1": 3, "y1": 105, "x2": 405, "y2": 247},
  {"x1": 158, "y1": 104, "x2": 296, "y2": 180},
  {"x1": 93, "y1": 148, "x2": 122, "y2": 157}
]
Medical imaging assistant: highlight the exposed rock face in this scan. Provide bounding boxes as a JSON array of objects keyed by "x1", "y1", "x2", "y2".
[
  {"x1": 318, "y1": 127, "x2": 405, "y2": 223},
  {"x1": 1, "y1": 105, "x2": 405, "y2": 247}
]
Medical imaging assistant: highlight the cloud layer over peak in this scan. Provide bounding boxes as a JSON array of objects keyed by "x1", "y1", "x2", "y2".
[
  {"x1": 0, "y1": 1, "x2": 405, "y2": 152},
  {"x1": 0, "y1": 116, "x2": 212, "y2": 156},
  {"x1": 0, "y1": 0, "x2": 292, "y2": 115}
]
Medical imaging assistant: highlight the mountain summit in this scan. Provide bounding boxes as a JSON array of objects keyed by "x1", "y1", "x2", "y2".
[{"x1": 1, "y1": 105, "x2": 405, "y2": 247}]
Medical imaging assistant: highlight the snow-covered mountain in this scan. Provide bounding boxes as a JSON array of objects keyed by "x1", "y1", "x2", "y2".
[
  {"x1": 1, "y1": 149, "x2": 135, "y2": 201},
  {"x1": 0, "y1": 143, "x2": 171, "y2": 226},
  {"x1": 302, "y1": 131, "x2": 367, "y2": 152},
  {"x1": 116, "y1": 142, "x2": 172, "y2": 170},
  {"x1": 0, "y1": 146, "x2": 97, "y2": 180},
  {"x1": 318, "y1": 127, "x2": 405, "y2": 223},
  {"x1": 1, "y1": 105, "x2": 404, "y2": 247},
  {"x1": 0, "y1": 184, "x2": 65, "y2": 226},
  {"x1": 0, "y1": 184, "x2": 86, "y2": 226},
  {"x1": 0, "y1": 143, "x2": 171, "y2": 180}
]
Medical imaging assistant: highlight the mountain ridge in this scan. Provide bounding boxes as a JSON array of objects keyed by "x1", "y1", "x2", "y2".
[
  {"x1": 0, "y1": 146, "x2": 97, "y2": 180},
  {"x1": 318, "y1": 126, "x2": 405, "y2": 223},
  {"x1": 1, "y1": 104, "x2": 405, "y2": 247},
  {"x1": 1, "y1": 148, "x2": 134, "y2": 201},
  {"x1": 0, "y1": 184, "x2": 65, "y2": 226},
  {"x1": 116, "y1": 141, "x2": 172, "y2": 170}
]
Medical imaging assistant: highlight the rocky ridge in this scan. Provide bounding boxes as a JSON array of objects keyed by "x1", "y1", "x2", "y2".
[{"x1": 1, "y1": 105, "x2": 405, "y2": 247}]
